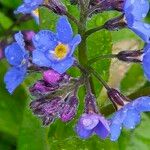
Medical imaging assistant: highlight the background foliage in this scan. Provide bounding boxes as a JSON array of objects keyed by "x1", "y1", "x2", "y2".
[{"x1": 0, "y1": 0, "x2": 150, "y2": 149}]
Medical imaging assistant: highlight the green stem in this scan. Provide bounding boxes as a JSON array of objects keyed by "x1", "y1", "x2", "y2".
[
  {"x1": 84, "y1": 24, "x2": 105, "y2": 39},
  {"x1": 78, "y1": 1, "x2": 96, "y2": 94},
  {"x1": 88, "y1": 54, "x2": 117, "y2": 65},
  {"x1": 89, "y1": 67, "x2": 111, "y2": 91}
]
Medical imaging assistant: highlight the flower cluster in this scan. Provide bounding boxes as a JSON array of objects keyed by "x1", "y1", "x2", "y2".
[{"x1": 1, "y1": 0, "x2": 150, "y2": 143}]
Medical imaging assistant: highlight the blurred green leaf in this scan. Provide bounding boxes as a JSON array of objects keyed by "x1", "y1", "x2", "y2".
[
  {"x1": 0, "y1": 60, "x2": 27, "y2": 137},
  {"x1": 17, "y1": 101, "x2": 50, "y2": 150},
  {"x1": 0, "y1": 11, "x2": 13, "y2": 29},
  {"x1": 120, "y1": 64, "x2": 146, "y2": 95}
]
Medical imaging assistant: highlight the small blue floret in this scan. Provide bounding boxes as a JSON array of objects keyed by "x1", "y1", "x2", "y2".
[{"x1": 4, "y1": 32, "x2": 28, "y2": 94}]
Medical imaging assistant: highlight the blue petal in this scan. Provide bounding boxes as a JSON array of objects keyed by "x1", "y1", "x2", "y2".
[
  {"x1": 51, "y1": 57, "x2": 74, "y2": 74},
  {"x1": 56, "y1": 16, "x2": 73, "y2": 43},
  {"x1": 110, "y1": 123, "x2": 122, "y2": 141},
  {"x1": 33, "y1": 30, "x2": 57, "y2": 52},
  {"x1": 110, "y1": 110, "x2": 127, "y2": 141},
  {"x1": 5, "y1": 43, "x2": 27, "y2": 66},
  {"x1": 135, "y1": 96, "x2": 150, "y2": 112},
  {"x1": 129, "y1": 21, "x2": 150, "y2": 43},
  {"x1": 143, "y1": 51, "x2": 150, "y2": 80},
  {"x1": 75, "y1": 123, "x2": 92, "y2": 139},
  {"x1": 15, "y1": 32, "x2": 25, "y2": 50},
  {"x1": 94, "y1": 121, "x2": 110, "y2": 139},
  {"x1": 123, "y1": 108, "x2": 141, "y2": 129},
  {"x1": 32, "y1": 50, "x2": 52, "y2": 67},
  {"x1": 124, "y1": 0, "x2": 149, "y2": 20},
  {"x1": 143, "y1": 44, "x2": 150, "y2": 53},
  {"x1": 68, "y1": 34, "x2": 81, "y2": 56},
  {"x1": 15, "y1": 0, "x2": 43, "y2": 14},
  {"x1": 4, "y1": 67, "x2": 26, "y2": 94}
]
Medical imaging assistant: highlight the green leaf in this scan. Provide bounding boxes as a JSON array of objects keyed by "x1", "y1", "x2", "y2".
[
  {"x1": 39, "y1": 8, "x2": 58, "y2": 31},
  {"x1": 87, "y1": 13, "x2": 112, "y2": 97},
  {"x1": 0, "y1": 60, "x2": 27, "y2": 137},
  {"x1": 17, "y1": 102, "x2": 50, "y2": 150},
  {"x1": 0, "y1": 11, "x2": 13, "y2": 29},
  {"x1": 120, "y1": 64, "x2": 146, "y2": 95},
  {"x1": 0, "y1": 0, "x2": 21, "y2": 8}
]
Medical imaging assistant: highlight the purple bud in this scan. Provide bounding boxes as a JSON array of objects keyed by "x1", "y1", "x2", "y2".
[
  {"x1": 29, "y1": 80, "x2": 59, "y2": 96},
  {"x1": 59, "y1": 95, "x2": 78, "y2": 122},
  {"x1": 104, "y1": 15, "x2": 127, "y2": 31},
  {"x1": 45, "y1": 0, "x2": 67, "y2": 15},
  {"x1": 85, "y1": 93, "x2": 98, "y2": 114},
  {"x1": 107, "y1": 88, "x2": 129, "y2": 110},
  {"x1": 117, "y1": 50, "x2": 143, "y2": 63},
  {"x1": 109, "y1": 0, "x2": 124, "y2": 11},
  {"x1": 43, "y1": 70, "x2": 62, "y2": 84},
  {"x1": 30, "y1": 97, "x2": 63, "y2": 126},
  {"x1": 22, "y1": 30, "x2": 35, "y2": 51}
]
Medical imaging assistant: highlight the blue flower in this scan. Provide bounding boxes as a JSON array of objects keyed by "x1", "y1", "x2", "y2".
[
  {"x1": 32, "y1": 16, "x2": 81, "y2": 74},
  {"x1": 110, "y1": 96, "x2": 150, "y2": 141},
  {"x1": 75, "y1": 113, "x2": 110, "y2": 139},
  {"x1": 142, "y1": 44, "x2": 150, "y2": 80},
  {"x1": 124, "y1": 0, "x2": 150, "y2": 43},
  {"x1": 15, "y1": 0, "x2": 43, "y2": 14},
  {"x1": 4, "y1": 32, "x2": 29, "y2": 94}
]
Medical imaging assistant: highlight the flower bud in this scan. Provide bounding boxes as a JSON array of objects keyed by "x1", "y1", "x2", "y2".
[
  {"x1": 107, "y1": 88, "x2": 129, "y2": 110},
  {"x1": 59, "y1": 95, "x2": 78, "y2": 122},
  {"x1": 85, "y1": 93, "x2": 98, "y2": 114},
  {"x1": 45, "y1": 0, "x2": 67, "y2": 15},
  {"x1": 116, "y1": 50, "x2": 143, "y2": 63},
  {"x1": 104, "y1": 15, "x2": 127, "y2": 31},
  {"x1": 43, "y1": 69, "x2": 62, "y2": 84},
  {"x1": 109, "y1": 0, "x2": 124, "y2": 11},
  {"x1": 29, "y1": 80, "x2": 59, "y2": 97},
  {"x1": 30, "y1": 97, "x2": 63, "y2": 125}
]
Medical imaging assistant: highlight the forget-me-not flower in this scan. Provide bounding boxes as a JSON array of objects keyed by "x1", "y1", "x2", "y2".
[
  {"x1": 124, "y1": 0, "x2": 150, "y2": 43},
  {"x1": 4, "y1": 32, "x2": 29, "y2": 94},
  {"x1": 110, "y1": 95, "x2": 150, "y2": 141},
  {"x1": 15, "y1": 0, "x2": 43, "y2": 14},
  {"x1": 32, "y1": 16, "x2": 81, "y2": 74},
  {"x1": 75, "y1": 94, "x2": 110, "y2": 139}
]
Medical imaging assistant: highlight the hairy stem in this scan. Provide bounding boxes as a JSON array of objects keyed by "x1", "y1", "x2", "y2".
[
  {"x1": 88, "y1": 54, "x2": 117, "y2": 65},
  {"x1": 84, "y1": 24, "x2": 105, "y2": 39},
  {"x1": 78, "y1": 1, "x2": 96, "y2": 94}
]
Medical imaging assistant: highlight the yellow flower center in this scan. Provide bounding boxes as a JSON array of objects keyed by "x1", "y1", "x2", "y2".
[
  {"x1": 32, "y1": 9, "x2": 39, "y2": 17},
  {"x1": 54, "y1": 44, "x2": 68, "y2": 59}
]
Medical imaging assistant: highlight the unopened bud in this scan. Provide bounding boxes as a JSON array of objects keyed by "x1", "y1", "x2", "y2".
[
  {"x1": 85, "y1": 93, "x2": 98, "y2": 114},
  {"x1": 29, "y1": 80, "x2": 59, "y2": 97},
  {"x1": 109, "y1": 0, "x2": 124, "y2": 11},
  {"x1": 45, "y1": 0, "x2": 67, "y2": 15},
  {"x1": 107, "y1": 88, "x2": 129, "y2": 110},
  {"x1": 30, "y1": 97, "x2": 63, "y2": 125},
  {"x1": 43, "y1": 69, "x2": 62, "y2": 84},
  {"x1": 104, "y1": 15, "x2": 127, "y2": 31},
  {"x1": 60, "y1": 95, "x2": 78, "y2": 122},
  {"x1": 117, "y1": 50, "x2": 143, "y2": 63}
]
